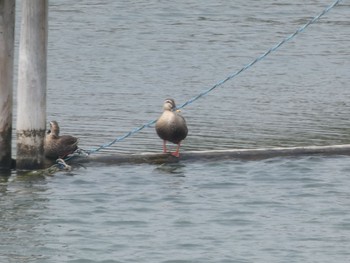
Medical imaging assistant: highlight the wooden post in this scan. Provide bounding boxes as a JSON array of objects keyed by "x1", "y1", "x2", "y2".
[
  {"x1": 71, "y1": 144, "x2": 350, "y2": 166},
  {"x1": 0, "y1": 0, "x2": 15, "y2": 170},
  {"x1": 16, "y1": 0, "x2": 48, "y2": 170}
]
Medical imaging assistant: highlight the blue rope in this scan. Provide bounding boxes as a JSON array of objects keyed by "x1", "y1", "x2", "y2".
[
  {"x1": 86, "y1": 0, "x2": 342, "y2": 155},
  {"x1": 87, "y1": 119, "x2": 157, "y2": 154},
  {"x1": 177, "y1": 0, "x2": 343, "y2": 110}
]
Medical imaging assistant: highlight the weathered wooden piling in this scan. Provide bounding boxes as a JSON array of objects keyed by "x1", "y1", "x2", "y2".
[
  {"x1": 16, "y1": 0, "x2": 48, "y2": 170},
  {"x1": 70, "y1": 144, "x2": 350, "y2": 166},
  {"x1": 0, "y1": 0, "x2": 15, "y2": 170}
]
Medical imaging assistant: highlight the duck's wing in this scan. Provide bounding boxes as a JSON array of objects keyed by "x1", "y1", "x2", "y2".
[
  {"x1": 169, "y1": 113, "x2": 188, "y2": 143},
  {"x1": 53, "y1": 136, "x2": 79, "y2": 158},
  {"x1": 60, "y1": 135, "x2": 79, "y2": 147}
]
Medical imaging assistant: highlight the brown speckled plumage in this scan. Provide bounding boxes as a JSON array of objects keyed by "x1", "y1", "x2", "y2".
[
  {"x1": 44, "y1": 121, "x2": 78, "y2": 159},
  {"x1": 155, "y1": 99, "x2": 188, "y2": 157}
]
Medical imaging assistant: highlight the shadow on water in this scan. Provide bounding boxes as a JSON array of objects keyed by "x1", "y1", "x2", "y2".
[
  {"x1": 0, "y1": 169, "x2": 51, "y2": 263},
  {"x1": 0, "y1": 170, "x2": 12, "y2": 179},
  {"x1": 155, "y1": 162, "x2": 187, "y2": 176}
]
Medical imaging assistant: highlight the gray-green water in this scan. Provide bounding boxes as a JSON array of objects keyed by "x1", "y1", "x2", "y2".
[
  {"x1": 2, "y1": 0, "x2": 350, "y2": 262},
  {"x1": 2, "y1": 156, "x2": 350, "y2": 262}
]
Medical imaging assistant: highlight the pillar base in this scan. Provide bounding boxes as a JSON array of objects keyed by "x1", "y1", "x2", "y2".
[
  {"x1": 16, "y1": 129, "x2": 45, "y2": 170},
  {"x1": 0, "y1": 126, "x2": 12, "y2": 170}
]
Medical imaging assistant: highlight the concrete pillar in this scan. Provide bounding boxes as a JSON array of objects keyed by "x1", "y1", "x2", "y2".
[
  {"x1": 16, "y1": 0, "x2": 48, "y2": 170},
  {"x1": 0, "y1": 0, "x2": 15, "y2": 170}
]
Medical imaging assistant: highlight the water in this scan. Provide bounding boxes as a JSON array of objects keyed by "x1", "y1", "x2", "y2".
[
  {"x1": 2, "y1": 0, "x2": 350, "y2": 262},
  {"x1": 2, "y1": 157, "x2": 350, "y2": 262}
]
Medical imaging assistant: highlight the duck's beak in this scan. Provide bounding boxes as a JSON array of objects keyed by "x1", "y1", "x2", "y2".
[{"x1": 176, "y1": 109, "x2": 181, "y2": 113}]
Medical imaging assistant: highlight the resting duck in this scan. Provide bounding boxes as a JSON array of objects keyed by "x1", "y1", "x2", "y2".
[
  {"x1": 155, "y1": 99, "x2": 188, "y2": 157},
  {"x1": 44, "y1": 121, "x2": 78, "y2": 159}
]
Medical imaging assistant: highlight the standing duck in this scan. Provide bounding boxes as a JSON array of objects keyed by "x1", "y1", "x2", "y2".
[
  {"x1": 155, "y1": 99, "x2": 188, "y2": 157},
  {"x1": 44, "y1": 121, "x2": 79, "y2": 159}
]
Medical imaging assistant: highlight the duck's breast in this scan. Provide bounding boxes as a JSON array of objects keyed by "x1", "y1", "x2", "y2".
[{"x1": 156, "y1": 112, "x2": 188, "y2": 144}]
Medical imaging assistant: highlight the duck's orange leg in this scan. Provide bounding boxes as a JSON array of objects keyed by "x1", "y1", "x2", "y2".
[
  {"x1": 171, "y1": 143, "x2": 181, "y2": 158},
  {"x1": 163, "y1": 140, "x2": 167, "y2": 153}
]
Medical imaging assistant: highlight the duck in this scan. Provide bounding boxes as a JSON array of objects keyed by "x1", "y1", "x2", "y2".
[
  {"x1": 44, "y1": 121, "x2": 79, "y2": 159},
  {"x1": 155, "y1": 98, "x2": 188, "y2": 157}
]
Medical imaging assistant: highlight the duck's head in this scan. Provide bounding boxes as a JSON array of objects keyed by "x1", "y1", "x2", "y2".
[
  {"x1": 48, "y1": 121, "x2": 60, "y2": 136},
  {"x1": 163, "y1": 98, "x2": 176, "y2": 111}
]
